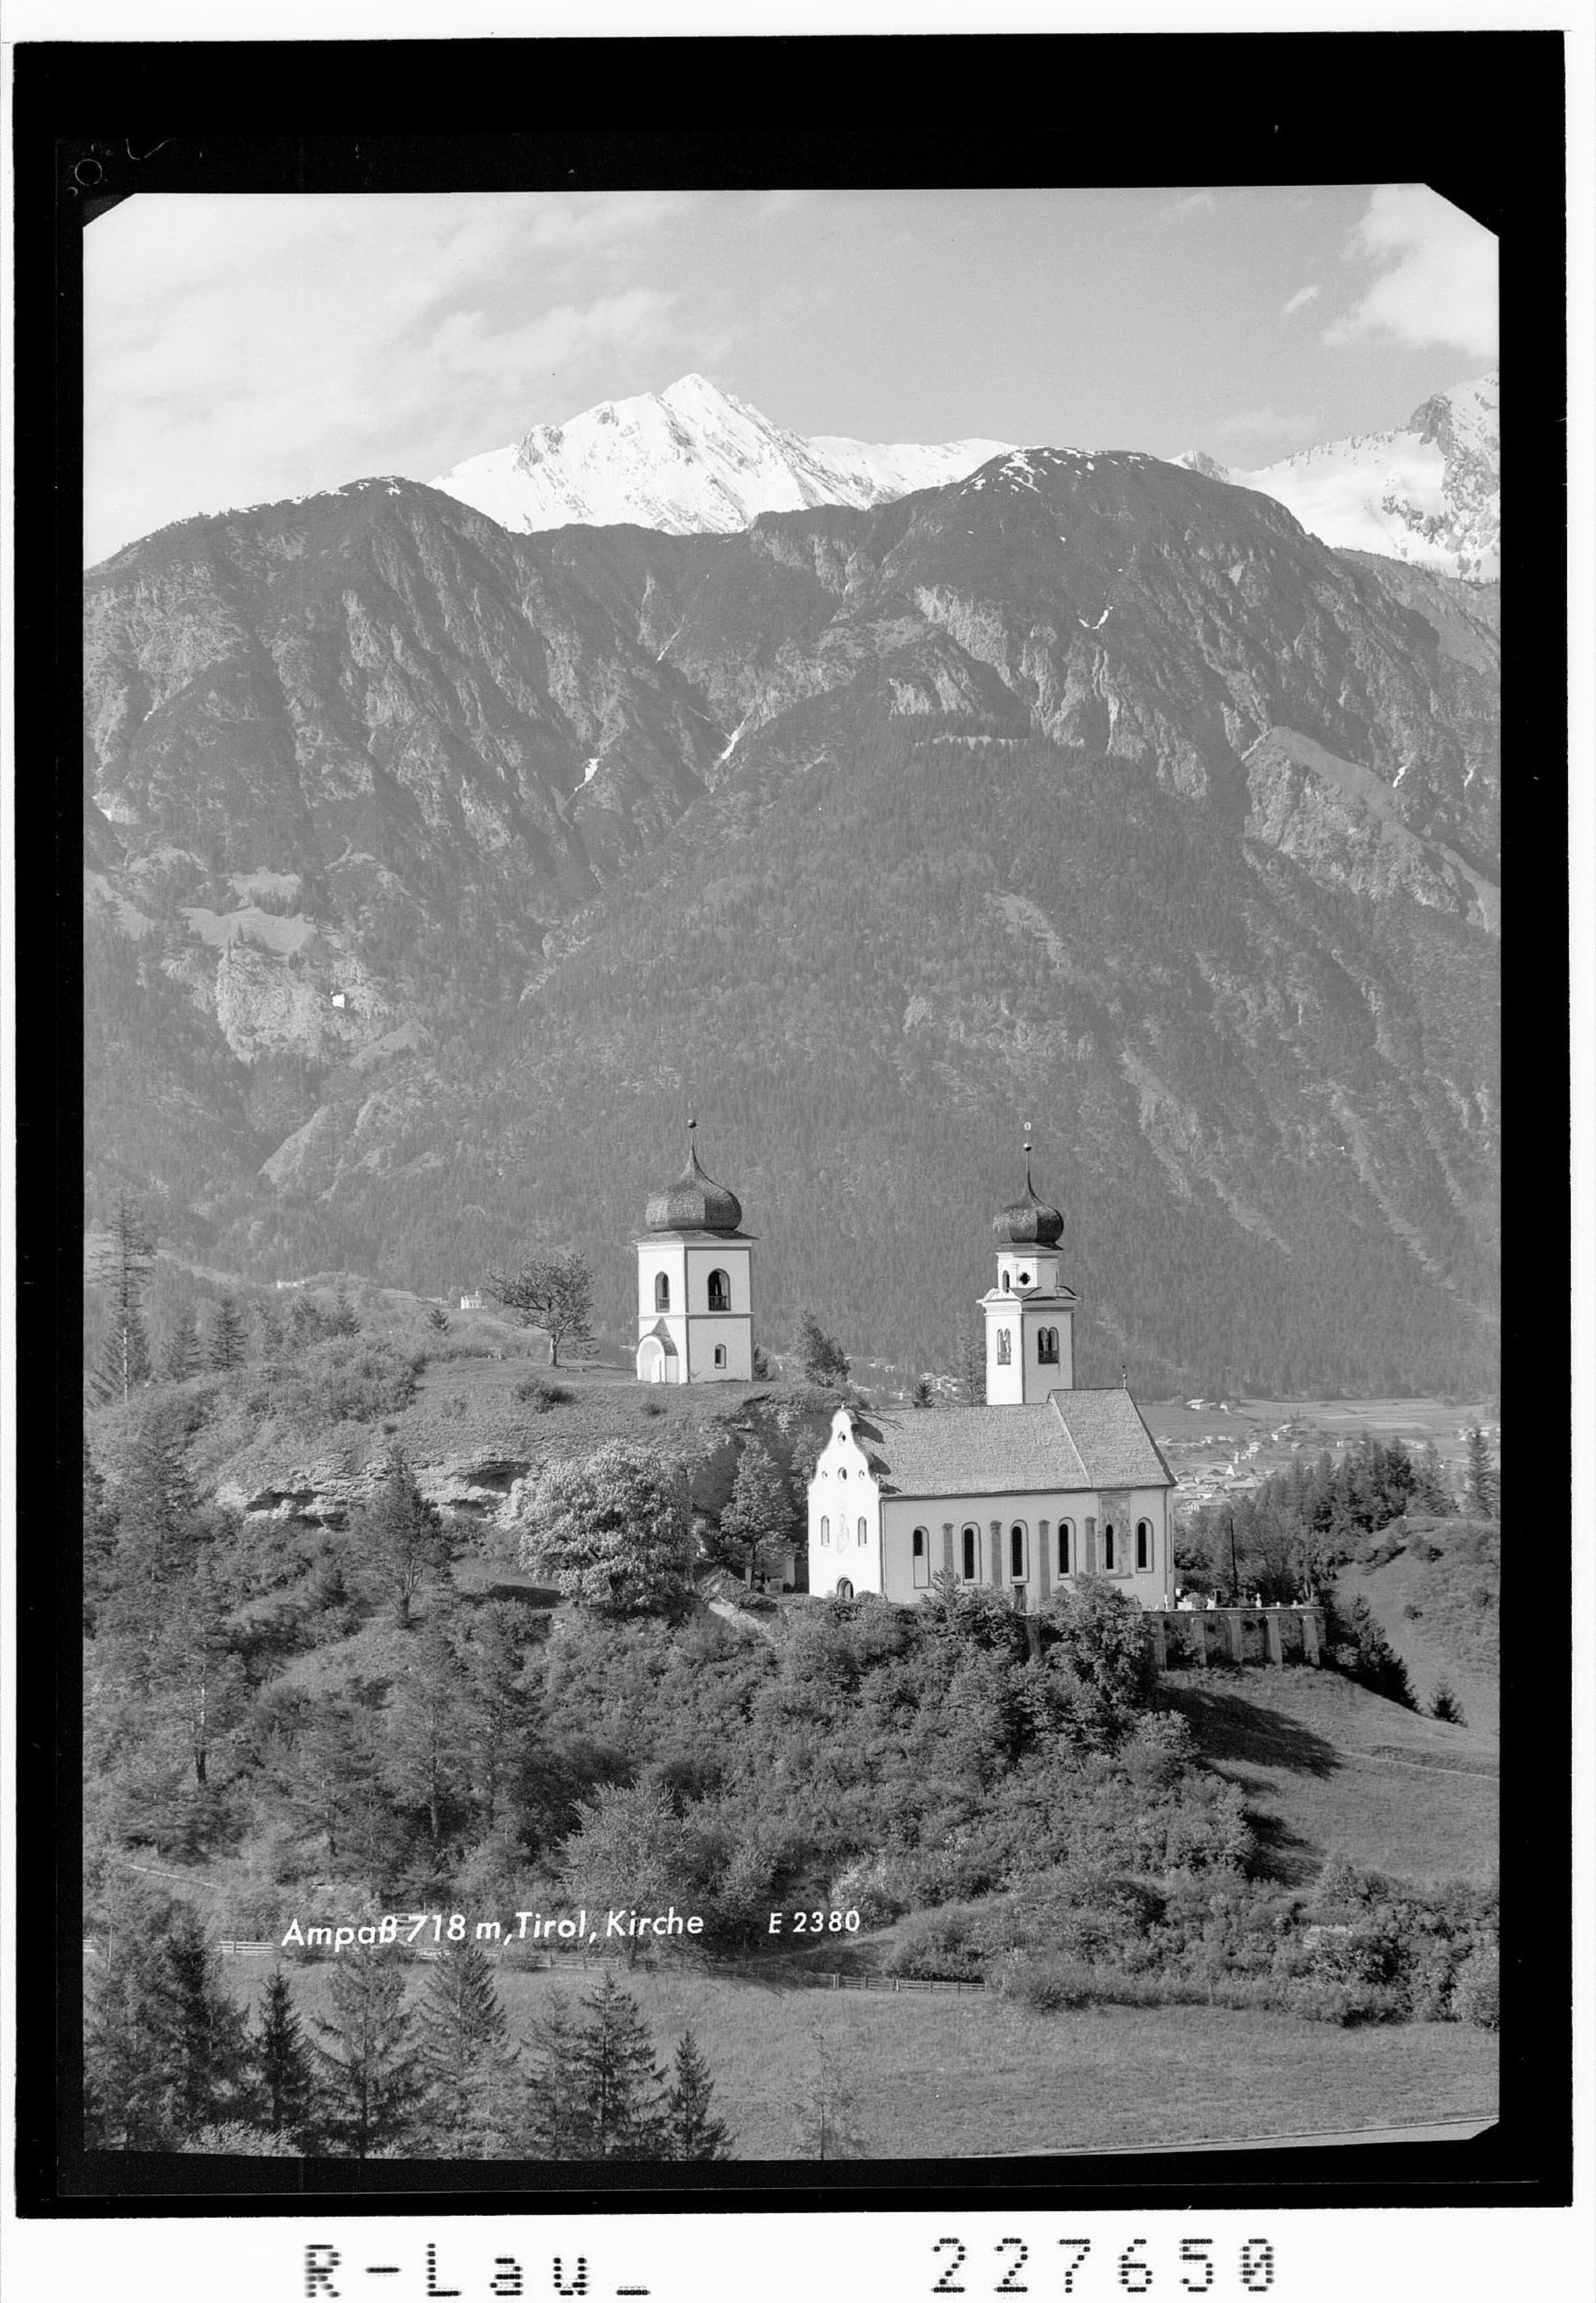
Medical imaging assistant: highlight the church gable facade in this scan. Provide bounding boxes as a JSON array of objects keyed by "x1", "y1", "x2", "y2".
[
  {"x1": 808, "y1": 1393, "x2": 1174, "y2": 1610},
  {"x1": 804, "y1": 1135, "x2": 1174, "y2": 1610}
]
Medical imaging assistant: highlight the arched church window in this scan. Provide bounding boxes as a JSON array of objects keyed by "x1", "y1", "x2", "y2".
[
  {"x1": 1010, "y1": 1523, "x2": 1026, "y2": 1579},
  {"x1": 1037, "y1": 1326, "x2": 1058, "y2": 1364},
  {"x1": 912, "y1": 1527, "x2": 929, "y2": 1587},
  {"x1": 1058, "y1": 1519, "x2": 1073, "y2": 1574},
  {"x1": 996, "y1": 1330, "x2": 1012, "y2": 1366},
  {"x1": 1103, "y1": 1522, "x2": 1116, "y2": 1571},
  {"x1": 1136, "y1": 1519, "x2": 1152, "y2": 1570},
  {"x1": 820, "y1": 1516, "x2": 830, "y2": 1545},
  {"x1": 961, "y1": 1524, "x2": 978, "y2": 1581},
  {"x1": 713, "y1": 1344, "x2": 727, "y2": 1368},
  {"x1": 654, "y1": 1272, "x2": 670, "y2": 1312},
  {"x1": 1001, "y1": 1271, "x2": 1011, "y2": 1292},
  {"x1": 836, "y1": 1578, "x2": 853, "y2": 1600},
  {"x1": 708, "y1": 1268, "x2": 730, "y2": 1311},
  {"x1": 858, "y1": 1518, "x2": 867, "y2": 1547}
]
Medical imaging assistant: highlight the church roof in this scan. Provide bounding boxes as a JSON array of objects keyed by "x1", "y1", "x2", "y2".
[
  {"x1": 853, "y1": 1390, "x2": 1172, "y2": 1499},
  {"x1": 645, "y1": 1127, "x2": 743, "y2": 1234}
]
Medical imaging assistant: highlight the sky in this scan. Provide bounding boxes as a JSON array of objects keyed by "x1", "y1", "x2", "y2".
[{"x1": 83, "y1": 183, "x2": 1498, "y2": 565}]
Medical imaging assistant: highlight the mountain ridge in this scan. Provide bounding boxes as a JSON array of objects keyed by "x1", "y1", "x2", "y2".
[
  {"x1": 431, "y1": 372, "x2": 1013, "y2": 539},
  {"x1": 1173, "y1": 373, "x2": 1499, "y2": 583},
  {"x1": 82, "y1": 450, "x2": 1500, "y2": 1394}
]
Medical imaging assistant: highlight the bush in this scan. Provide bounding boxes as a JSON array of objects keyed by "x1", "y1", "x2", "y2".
[
  {"x1": 1452, "y1": 1944, "x2": 1499, "y2": 2030},
  {"x1": 641, "y1": 1397, "x2": 667, "y2": 1419},
  {"x1": 515, "y1": 1375, "x2": 573, "y2": 1410},
  {"x1": 884, "y1": 1905, "x2": 984, "y2": 1981}
]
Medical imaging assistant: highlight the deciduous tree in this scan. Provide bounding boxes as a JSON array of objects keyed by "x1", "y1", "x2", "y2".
[
  {"x1": 522, "y1": 1443, "x2": 695, "y2": 1615},
  {"x1": 487, "y1": 1252, "x2": 594, "y2": 1367}
]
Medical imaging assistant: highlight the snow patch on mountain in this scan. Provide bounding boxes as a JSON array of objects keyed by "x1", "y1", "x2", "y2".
[
  {"x1": 1171, "y1": 373, "x2": 1499, "y2": 582},
  {"x1": 431, "y1": 373, "x2": 1012, "y2": 539}
]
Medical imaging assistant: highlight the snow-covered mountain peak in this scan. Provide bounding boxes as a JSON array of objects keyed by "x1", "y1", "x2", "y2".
[
  {"x1": 1171, "y1": 373, "x2": 1499, "y2": 581},
  {"x1": 431, "y1": 375, "x2": 1013, "y2": 539}
]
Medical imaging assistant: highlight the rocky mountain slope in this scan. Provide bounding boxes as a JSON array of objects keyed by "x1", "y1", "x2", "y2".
[
  {"x1": 84, "y1": 447, "x2": 1500, "y2": 1392},
  {"x1": 431, "y1": 372, "x2": 1011, "y2": 538},
  {"x1": 1174, "y1": 374, "x2": 1499, "y2": 583}
]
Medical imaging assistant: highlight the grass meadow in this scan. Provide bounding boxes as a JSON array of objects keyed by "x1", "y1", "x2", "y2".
[{"x1": 229, "y1": 1950, "x2": 1497, "y2": 2159}]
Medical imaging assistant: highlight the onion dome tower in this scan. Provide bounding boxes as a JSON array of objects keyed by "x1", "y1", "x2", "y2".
[
  {"x1": 983, "y1": 1125, "x2": 1077, "y2": 1403},
  {"x1": 634, "y1": 1120, "x2": 755, "y2": 1385}
]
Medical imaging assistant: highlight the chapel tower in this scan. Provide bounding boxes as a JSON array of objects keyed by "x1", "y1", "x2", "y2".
[
  {"x1": 634, "y1": 1121, "x2": 754, "y2": 1384},
  {"x1": 982, "y1": 1128, "x2": 1077, "y2": 1403}
]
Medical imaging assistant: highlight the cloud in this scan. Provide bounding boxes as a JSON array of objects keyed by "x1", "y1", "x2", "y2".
[
  {"x1": 1157, "y1": 189, "x2": 1218, "y2": 220},
  {"x1": 1282, "y1": 284, "x2": 1320, "y2": 317},
  {"x1": 1217, "y1": 409, "x2": 1312, "y2": 443},
  {"x1": 1323, "y1": 184, "x2": 1497, "y2": 359},
  {"x1": 82, "y1": 192, "x2": 720, "y2": 558}
]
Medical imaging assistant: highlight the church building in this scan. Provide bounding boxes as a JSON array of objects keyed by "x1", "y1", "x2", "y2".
[
  {"x1": 634, "y1": 1123, "x2": 754, "y2": 1384},
  {"x1": 805, "y1": 1142, "x2": 1175, "y2": 1610}
]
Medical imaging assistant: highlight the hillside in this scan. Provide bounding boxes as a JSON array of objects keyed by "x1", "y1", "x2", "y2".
[
  {"x1": 1337, "y1": 1517, "x2": 1501, "y2": 1736},
  {"x1": 1161, "y1": 1667, "x2": 1497, "y2": 1886},
  {"x1": 84, "y1": 449, "x2": 1499, "y2": 1393}
]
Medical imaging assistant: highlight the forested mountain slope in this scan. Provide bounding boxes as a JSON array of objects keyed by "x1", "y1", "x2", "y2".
[{"x1": 83, "y1": 450, "x2": 1500, "y2": 1392}]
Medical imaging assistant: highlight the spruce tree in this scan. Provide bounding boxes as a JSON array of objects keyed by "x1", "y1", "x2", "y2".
[
  {"x1": 663, "y1": 2028, "x2": 732, "y2": 2161},
  {"x1": 793, "y1": 1309, "x2": 849, "y2": 1386},
  {"x1": 348, "y1": 1451, "x2": 453, "y2": 1628},
  {"x1": 84, "y1": 1925, "x2": 171, "y2": 2149},
  {"x1": 567, "y1": 1969, "x2": 668, "y2": 2159},
  {"x1": 520, "y1": 1990, "x2": 587, "y2": 2160},
  {"x1": 144, "y1": 1908, "x2": 253, "y2": 2140},
  {"x1": 414, "y1": 1939, "x2": 520, "y2": 2154},
  {"x1": 1464, "y1": 1426, "x2": 1500, "y2": 1518},
  {"x1": 253, "y1": 1968, "x2": 313, "y2": 2141},
  {"x1": 160, "y1": 1311, "x2": 201, "y2": 1383},
  {"x1": 1430, "y1": 1678, "x2": 1466, "y2": 1725},
  {"x1": 83, "y1": 1437, "x2": 117, "y2": 1633},
  {"x1": 718, "y1": 1441, "x2": 794, "y2": 1589},
  {"x1": 309, "y1": 1947, "x2": 425, "y2": 2159},
  {"x1": 90, "y1": 1190, "x2": 156, "y2": 1404},
  {"x1": 208, "y1": 1295, "x2": 249, "y2": 1371}
]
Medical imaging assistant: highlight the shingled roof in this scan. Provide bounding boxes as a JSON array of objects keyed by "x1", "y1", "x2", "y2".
[{"x1": 855, "y1": 1389, "x2": 1172, "y2": 1499}]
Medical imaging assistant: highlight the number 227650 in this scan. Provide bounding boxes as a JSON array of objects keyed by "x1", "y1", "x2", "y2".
[{"x1": 931, "y1": 2237, "x2": 1276, "y2": 2294}]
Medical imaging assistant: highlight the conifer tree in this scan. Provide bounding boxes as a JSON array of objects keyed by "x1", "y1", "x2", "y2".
[
  {"x1": 1464, "y1": 1426, "x2": 1500, "y2": 1518},
  {"x1": 793, "y1": 1309, "x2": 849, "y2": 1386},
  {"x1": 160, "y1": 1311, "x2": 201, "y2": 1383},
  {"x1": 310, "y1": 1947, "x2": 425, "y2": 2158},
  {"x1": 253, "y1": 1968, "x2": 313, "y2": 2141},
  {"x1": 791, "y1": 2026, "x2": 869, "y2": 2159},
  {"x1": 566, "y1": 1970, "x2": 669, "y2": 2159},
  {"x1": 100, "y1": 1398, "x2": 205, "y2": 1631},
  {"x1": 90, "y1": 1190, "x2": 156, "y2": 1404},
  {"x1": 84, "y1": 1916, "x2": 172, "y2": 2149},
  {"x1": 1429, "y1": 1679, "x2": 1466, "y2": 1725},
  {"x1": 144, "y1": 1908, "x2": 253, "y2": 2140},
  {"x1": 83, "y1": 1437, "x2": 117, "y2": 1633},
  {"x1": 414, "y1": 1938, "x2": 520, "y2": 2154},
  {"x1": 348, "y1": 1451, "x2": 453, "y2": 1627},
  {"x1": 718, "y1": 1441, "x2": 795, "y2": 1589},
  {"x1": 327, "y1": 1284, "x2": 362, "y2": 1338},
  {"x1": 208, "y1": 1294, "x2": 249, "y2": 1370},
  {"x1": 663, "y1": 2028, "x2": 732, "y2": 2161},
  {"x1": 957, "y1": 1317, "x2": 987, "y2": 1406},
  {"x1": 520, "y1": 1990, "x2": 587, "y2": 2160}
]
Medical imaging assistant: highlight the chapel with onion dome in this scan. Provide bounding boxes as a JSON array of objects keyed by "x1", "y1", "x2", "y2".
[
  {"x1": 634, "y1": 1120, "x2": 755, "y2": 1384},
  {"x1": 982, "y1": 1126, "x2": 1079, "y2": 1402}
]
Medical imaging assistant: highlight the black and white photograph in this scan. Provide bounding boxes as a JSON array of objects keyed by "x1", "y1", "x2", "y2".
[{"x1": 6, "y1": 27, "x2": 1580, "y2": 2268}]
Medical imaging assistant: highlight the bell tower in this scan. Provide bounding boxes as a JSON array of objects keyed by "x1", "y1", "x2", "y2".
[
  {"x1": 634, "y1": 1120, "x2": 755, "y2": 1384},
  {"x1": 983, "y1": 1126, "x2": 1077, "y2": 1404}
]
